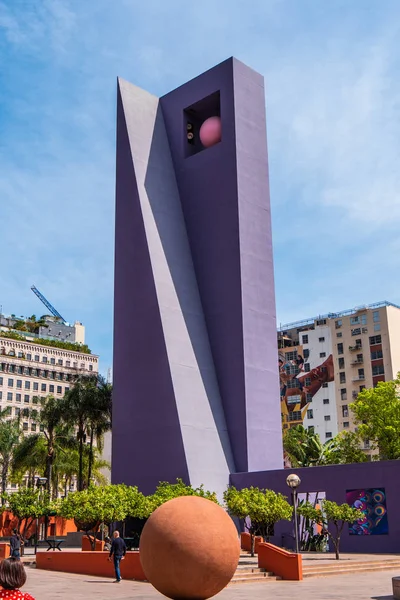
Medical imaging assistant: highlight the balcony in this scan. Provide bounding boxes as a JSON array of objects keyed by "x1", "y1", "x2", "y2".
[
  {"x1": 351, "y1": 358, "x2": 364, "y2": 365},
  {"x1": 352, "y1": 376, "x2": 365, "y2": 382},
  {"x1": 349, "y1": 344, "x2": 362, "y2": 351}
]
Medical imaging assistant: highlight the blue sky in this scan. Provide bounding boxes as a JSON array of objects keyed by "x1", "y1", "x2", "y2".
[{"x1": 1, "y1": 0, "x2": 400, "y2": 374}]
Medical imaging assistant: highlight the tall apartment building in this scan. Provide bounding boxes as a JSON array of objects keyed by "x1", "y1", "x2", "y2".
[
  {"x1": 278, "y1": 301, "x2": 400, "y2": 442},
  {"x1": 0, "y1": 315, "x2": 98, "y2": 438}
]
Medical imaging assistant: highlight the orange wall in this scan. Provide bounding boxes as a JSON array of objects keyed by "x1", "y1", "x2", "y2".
[
  {"x1": 240, "y1": 532, "x2": 263, "y2": 554},
  {"x1": 36, "y1": 551, "x2": 146, "y2": 581},
  {"x1": 0, "y1": 512, "x2": 76, "y2": 538},
  {"x1": 82, "y1": 537, "x2": 105, "y2": 551},
  {"x1": 258, "y1": 542, "x2": 302, "y2": 581},
  {"x1": 0, "y1": 544, "x2": 10, "y2": 561}
]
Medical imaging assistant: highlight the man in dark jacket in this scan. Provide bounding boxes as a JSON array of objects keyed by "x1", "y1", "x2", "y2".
[
  {"x1": 108, "y1": 530, "x2": 126, "y2": 583},
  {"x1": 9, "y1": 529, "x2": 22, "y2": 560}
]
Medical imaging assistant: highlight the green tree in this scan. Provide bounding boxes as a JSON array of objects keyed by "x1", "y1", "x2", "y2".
[
  {"x1": 323, "y1": 431, "x2": 368, "y2": 465},
  {"x1": 11, "y1": 435, "x2": 47, "y2": 487},
  {"x1": 60, "y1": 484, "x2": 137, "y2": 550},
  {"x1": 3, "y1": 488, "x2": 54, "y2": 539},
  {"x1": 224, "y1": 486, "x2": 292, "y2": 556},
  {"x1": 350, "y1": 374, "x2": 400, "y2": 460},
  {"x1": 298, "y1": 500, "x2": 363, "y2": 560},
  {"x1": 151, "y1": 479, "x2": 218, "y2": 508},
  {"x1": 283, "y1": 425, "x2": 326, "y2": 467},
  {"x1": 85, "y1": 375, "x2": 112, "y2": 486}
]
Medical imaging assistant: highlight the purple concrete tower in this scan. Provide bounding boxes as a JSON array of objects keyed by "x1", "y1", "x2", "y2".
[{"x1": 112, "y1": 58, "x2": 282, "y2": 497}]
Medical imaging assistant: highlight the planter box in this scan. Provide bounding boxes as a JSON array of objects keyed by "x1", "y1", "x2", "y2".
[
  {"x1": 0, "y1": 543, "x2": 10, "y2": 560},
  {"x1": 240, "y1": 532, "x2": 263, "y2": 554},
  {"x1": 82, "y1": 537, "x2": 105, "y2": 552},
  {"x1": 36, "y1": 550, "x2": 146, "y2": 581}
]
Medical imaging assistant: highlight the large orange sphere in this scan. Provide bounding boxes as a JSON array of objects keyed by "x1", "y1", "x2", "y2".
[{"x1": 139, "y1": 496, "x2": 240, "y2": 599}]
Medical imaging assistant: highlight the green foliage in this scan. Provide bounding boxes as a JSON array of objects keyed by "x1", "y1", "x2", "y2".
[
  {"x1": 323, "y1": 431, "x2": 368, "y2": 465},
  {"x1": 60, "y1": 484, "x2": 136, "y2": 526},
  {"x1": 0, "y1": 413, "x2": 22, "y2": 496},
  {"x1": 2, "y1": 487, "x2": 56, "y2": 537},
  {"x1": 350, "y1": 374, "x2": 400, "y2": 460},
  {"x1": 224, "y1": 486, "x2": 292, "y2": 555},
  {"x1": 152, "y1": 479, "x2": 218, "y2": 506},
  {"x1": 283, "y1": 425, "x2": 325, "y2": 467},
  {"x1": 0, "y1": 331, "x2": 91, "y2": 354},
  {"x1": 298, "y1": 499, "x2": 363, "y2": 559}
]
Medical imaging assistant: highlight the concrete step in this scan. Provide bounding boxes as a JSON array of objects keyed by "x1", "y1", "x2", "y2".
[
  {"x1": 231, "y1": 572, "x2": 281, "y2": 584},
  {"x1": 303, "y1": 563, "x2": 400, "y2": 578}
]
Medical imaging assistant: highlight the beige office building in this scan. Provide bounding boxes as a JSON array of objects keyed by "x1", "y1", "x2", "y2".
[{"x1": 278, "y1": 301, "x2": 400, "y2": 442}]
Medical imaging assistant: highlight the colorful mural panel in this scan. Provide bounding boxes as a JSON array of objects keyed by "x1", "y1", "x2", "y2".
[{"x1": 346, "y1": 488, "x2": 388, "y2": 535}]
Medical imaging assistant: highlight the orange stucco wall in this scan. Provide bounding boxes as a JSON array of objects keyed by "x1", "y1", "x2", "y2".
[
  {"x1": 240, "y1": 532, "x2": 264, "y2": 554},
  {"x1": 82, "y1": 537, "x2": 105, "y2": 551},
  {"x1": 36, "y1": 551, "x2": 146, "y2": 581},
  {"x1": 0, "y1": 544, "x2": 10, "y2": 561},
  {"x1": 0, "y1": 512, "x2": 76, "y2": 538},
  {"x1": 258, "y1": 542, "x2": 302, "y2": 581}
]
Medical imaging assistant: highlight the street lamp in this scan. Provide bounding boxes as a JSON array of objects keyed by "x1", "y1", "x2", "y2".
[
  {"x1": 34, "y1": 477, "x2": 48, "y2": 555},
  {"x1": 286, "y1": 474, "x2": 301, "y2": 555}
]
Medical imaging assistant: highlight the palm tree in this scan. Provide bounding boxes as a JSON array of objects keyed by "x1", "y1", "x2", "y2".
[
  {"x1": 63, "y1": 374, "x2": 112, "y2": 491},
  {"x1": 0, "y1": 410, "x2": 22, "y2": 499},
  {"x1": 11, "y1": 434, "x2": 47, "y2": 487}
]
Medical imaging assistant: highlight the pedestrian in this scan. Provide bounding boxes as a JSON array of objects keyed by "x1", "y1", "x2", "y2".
[
  {"x1": 108, "y1": 530, "x2": 126, "y2": 583},
  {"x1": 104, "y1": 536, "x2": 112, "y2": 551},
  {"x1": 9, "y1": 529, "x2": 23, "y2": 560},
  {"x1": 0, "y1": 557, "x2": 35, "y2": 599}
]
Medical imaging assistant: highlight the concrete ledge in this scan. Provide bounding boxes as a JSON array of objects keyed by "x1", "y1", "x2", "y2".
[
  {"x1": 36, "y1": 550, "x2": 146, "y2": 581},
  {"x1": 393, "y1": 576, "x2": 400, "y2": 599}
]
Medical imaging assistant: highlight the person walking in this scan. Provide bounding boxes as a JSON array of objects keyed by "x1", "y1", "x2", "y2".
[
  {"x1": 108, "y1": 530, "x2": 126, "y2": 583},
  {"x1": 9, "y1": 530, "x2": 23, "y2": 560}
]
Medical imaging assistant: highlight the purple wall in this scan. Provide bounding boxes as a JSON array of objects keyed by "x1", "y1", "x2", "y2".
[
  {"x1": 112, "y1": 85, "x2": 189, "y2": 493},
  {"x1": 161, "y1": 58, "x2": 282, "y2": 474},
  {"x1": 231, "y1": 460, "x2": 400, "y2": 553}
]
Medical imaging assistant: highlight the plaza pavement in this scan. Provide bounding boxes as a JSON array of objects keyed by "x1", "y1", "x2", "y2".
[{"x1": 23, "y1": 565, "x2": 397, "y2": 600}]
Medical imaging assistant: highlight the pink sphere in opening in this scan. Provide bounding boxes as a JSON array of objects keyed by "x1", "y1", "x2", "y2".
[{"x1": 199, "y1": 116, "x2": 222, "y2": 148}]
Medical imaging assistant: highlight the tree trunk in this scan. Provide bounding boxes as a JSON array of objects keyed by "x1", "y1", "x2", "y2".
[
  {"x1": 87, "y1": 428, "x2": 94, "y2": 486},
  {"x1": 1, "y1": 459, "x2": 9, "y2": 502},
  {"x1": 250, "y1": 533, "x2": 255, "y2": 557},
  {"x1": 78, "y1": 425, "x2": 84, "y2": 491}
]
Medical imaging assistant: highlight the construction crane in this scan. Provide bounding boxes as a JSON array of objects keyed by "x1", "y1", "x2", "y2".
[{"x1": 31, "y1": 285, "x2": 66, "y2": 324}]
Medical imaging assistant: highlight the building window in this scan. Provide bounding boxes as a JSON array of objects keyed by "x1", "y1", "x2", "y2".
[
  {"x1": 372, "y1": 365, "x2": 385, "y2": 376},
  {"x1": 24, "y1": 395, "x2": 29, "y2": 403},
  {"x1": 23, "y1": 423, "x2": 28, "y2": 431},
  {"x1": 34, "y1": 355, "x2": 39, "y2": 362},
  {"x1": 8, "y1": 365, "x2": 15, "y2": 373},
  {"x1": 41, "y1": 384, "x2": 46, "y2": 392},
  {"x1": 337, "y1": 332, "x2": 343, "y2": 338},
  {"x1": 25, "y1": 381, "x2": 30, "y2": 390},
  {"x1": 66, "y1": 361, "x2": 71, "y2": 367},
  {"x1": 31, "y1": 423, "x2": 37, "y2": 432},
  {"x1": 369, "y1": 335, "x2": 382, "y2": 345},
  {"x1": 320, "y1": 352, "x2": 326, "y2": 358},
  {"x1": 340, "y1": 388, "x2": 347, "y2": 399},
  {"x1": 65, "y1": 387, "x2": 70, "y2": 394},
  {"x1": 288, "y1": 411, "x2": 302, "y2": 422},
  {"x1": 371, "y1": 350, "x2": 383, "y2": 360},
  {"x1": 374, "y1": 323, "x2": 381, "y2": 332},
  {"x1": 57, "y1": 386, "x2": 62, "y2": 395},
  {"x1": 319, "y1": 337, "x2": 325, "y2": 343},
  {"x1": 350, "y1": 316, "x2": 360, "y2": 325},
  {"x1": 33, "y1": 382, "x2": 38, "y2": 391},
  {"x1": 324, "y1": 415, "x2": 331, "y2": 421},
  {"x1": 7, "y1": 393, "x2": 12, "y2": 402},
  {"x1": 373, "y1": 311, "x2": 380, "y2": 323},
  {"x1": 0, "y1": 392, "x2": 2, "y2": 400},
  {"x1": 17, "y1": 366, "x2": 23, "y2": 374},
  {"x1": 338, "y1": 357, "x2": 345, "y2": 369},
  {"x1": 342, "y1": 405, "x2": 349, "y2": 417},
  {"x1": 337, "y1": 343, "x2": 344, "y2": 355},
  {"x1": 42, "y1": 356, "x2": 48, "y2": 363},
  {"x1": 286, "y1": 378, "x2": 300, "y2": 389},
  {"x1": 360, "y1": 385, "x2": 366, "y2": 391},
  {"x1": 49, "y1": 385, "x2": 54, "y2": 393},
  {"x1": 50, "y1": 358, "x2": 55, "y2": 365},
  {"x1": 0, "y1": 377, "x2": 2, "y2": 385},
  {"x1": 323, "y1": 398, "x2": 330, "y2": 405},
  {"x1": 322, "y1": 382, "x2": 328, "y2": 388},
  {"x1": 17, "y1": 352, "x2": 23, "y2": 358},
  {"x1": 89, "y1": 365, "x2": 93, "y2": 372},
  {"x1": 307, "y1": 409, "x2": 313, "y2": 419},
  {"x1": 16, "y1": 380, "x2": 22, "y2": 389},
  {"x1": 26, "y1": 353, "x2": 32, "y2": 360},
  {"x1": 304, "y1": 363, "x2": 310, "y2": 373},
  {"x1": 302, "y1": 335, "x2": 309, "y2": 344},
  {"x1": 308, "y1": 426, "x2": 315, "y2": 434},
  {"x1": 285, "y1": 364, "x2": 299, "y2": 375},
  {"x1": 335, "y1": 319, "x2": 342, "y2": 329},
  {"x1": 326, "y1": 432, "x2": 332, "y2": 439},
  {"x1": 58, "y1": 359, "x2": 63, "y2": 366},
  {"x1": 8, "y1": 379, "x2": 13, "y2": 387},
  {"x1": 306, "y1": 393, "x2": 313, "y2": 403},
  {"x1": 287, "y1": 395, "x2": 301, "y2": 406},
  {"x1": 358, "y1": 368, "x2": 365, "y2": 379},
  {"x1": 340, "y1": 372, "x2": 346, "y2": 384},
  {"x1": 343, "y1": 422, "x2": 350, "y2": 428},
  {"x1": 73, "y1": 362, "x2": 78, "y2": 368},
  {"x1": 24, "y1": 367, "x2": 29, "y2": 375},
  {"x1": 352, "y1": 328, "x2": 361, "y2": 336},
  {"x1": 303, "y1": 349, "x2": 310, "y2": 360},
  {"x1": 14, "y1": 407, "x2": 20, "y2": 416},
  {"x1": 15, "y1": 393, "x2": 21, "y2": 402}
]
